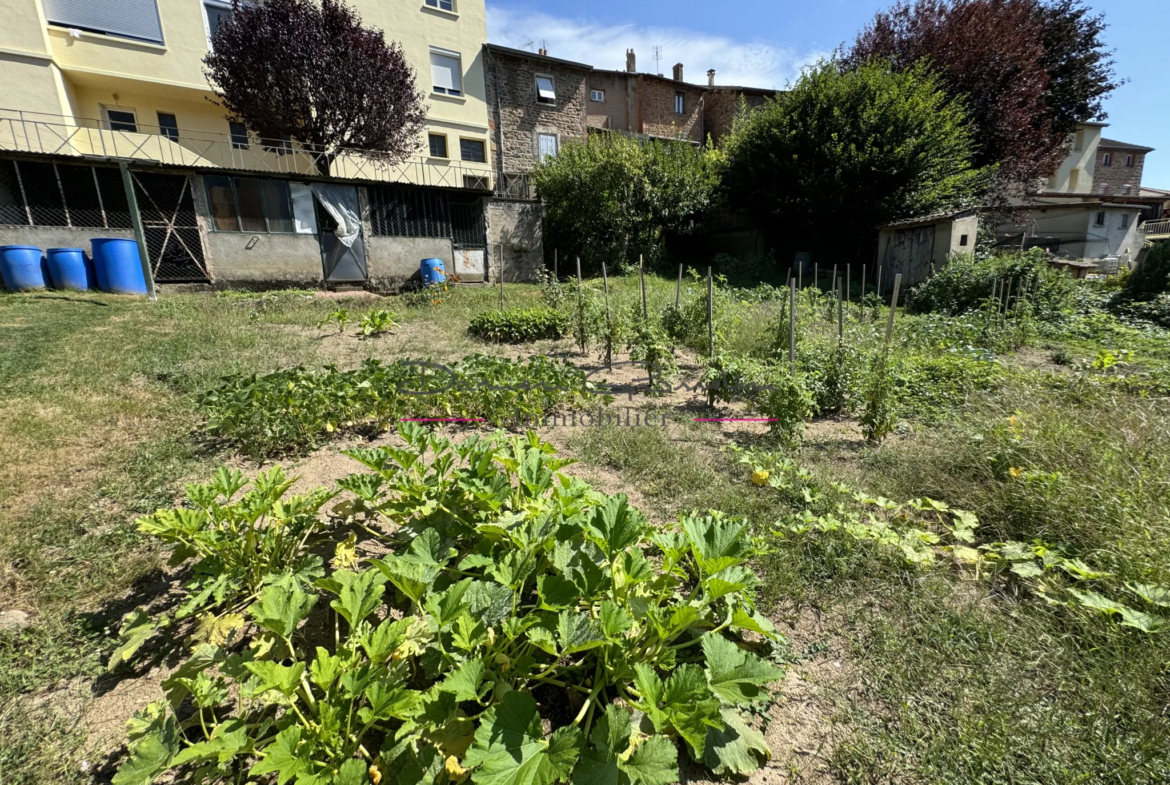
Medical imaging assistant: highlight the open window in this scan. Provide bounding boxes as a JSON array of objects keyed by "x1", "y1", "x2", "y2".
[
  {"x1": 157, "y1": 112, "x2": 179, "y2": 142},
  {"x1": 535, "y1": 76, "x2": 556, "y2": 105},
  {"x1": 102, "y1": 106, "x2": 138, "y2": 133}
]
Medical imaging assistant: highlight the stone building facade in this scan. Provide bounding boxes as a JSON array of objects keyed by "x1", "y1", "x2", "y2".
[{"x1": 1092, "y1": 139, "x2": 1154, "y2": 197}]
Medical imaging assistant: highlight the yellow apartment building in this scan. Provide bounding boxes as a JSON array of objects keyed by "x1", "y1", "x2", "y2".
[{"x1": 0, "y1": 0, "x2": 497, "y2": 286}]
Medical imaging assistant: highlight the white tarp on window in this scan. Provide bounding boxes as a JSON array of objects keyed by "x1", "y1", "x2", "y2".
[
  {"x1": 311, "y1": 184, "x2": 361, "y2": 247},
  {"x1": 44, "y1": 0, "x2": 164, "y2": 44},
  {"x1": 289, "y1": 183, "x2": 317, "y2": 235}
]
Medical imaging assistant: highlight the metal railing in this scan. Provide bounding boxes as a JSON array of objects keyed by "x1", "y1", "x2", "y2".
[
  {"x1": 1139, "y1": 218, "x2": 1170, "y2": 240},
  {"x1": 0, "y1": 108, "x2": 491, "y2": 190}
]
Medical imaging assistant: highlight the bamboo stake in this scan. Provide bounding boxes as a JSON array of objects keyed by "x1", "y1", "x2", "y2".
[
  {"x1": 788, "y1": 277, "x2": 797, "y2": 372},
  {"x1": 836, "y1": 277, "x2": 844, "y2": 344},
  {"x1": 707, "y1": 265, "x2": 714, "y2": 358},
  {"x1": 602, "y1": 262, "x2": 613, "y2": 368},
  {"x1": 675, "y1": 263, "x2": 683, "y2": 308},
  {"x1": 885, "y1": 273, "x2": 903, "y2": 348}
]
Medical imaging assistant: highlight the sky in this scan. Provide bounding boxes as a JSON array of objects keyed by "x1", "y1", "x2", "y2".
[{"x1": 486, "y1": 0, "x2": 1170, "y2": 186}]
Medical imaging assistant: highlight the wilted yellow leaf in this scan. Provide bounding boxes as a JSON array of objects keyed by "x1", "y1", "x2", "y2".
[
  {"x1": 752, "y1": 469, "x2": 771, "y2": 487},
  {"x1": 192, "y1": 612, "x2": 245, "y2": 646}
]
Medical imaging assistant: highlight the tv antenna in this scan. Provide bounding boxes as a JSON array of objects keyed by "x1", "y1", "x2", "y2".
[
  {"x1": 652, "y1": 46, "x2": 662, "y2": 75},
  {"x1": 522, "y1": 39, "x2": 534, "y2": 51}
]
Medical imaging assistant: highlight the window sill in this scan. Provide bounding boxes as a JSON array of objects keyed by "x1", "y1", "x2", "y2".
[
  {"x1": 431, "y1": 92, "x2": 467, "y2": 104},
  {"x1": 421, "y1": 5, "x2": 460, "y2": 19},
  {"x1": 426, "y1": 156, "x2": 451, "y2": 164},
  {"x1": 48, "y1": 25, "x2": 167, "y2": 52}
]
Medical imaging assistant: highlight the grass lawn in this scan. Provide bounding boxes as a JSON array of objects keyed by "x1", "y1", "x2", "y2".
[{"x1": 1, "y1": 272, "x2": 1168, "y2": 784}]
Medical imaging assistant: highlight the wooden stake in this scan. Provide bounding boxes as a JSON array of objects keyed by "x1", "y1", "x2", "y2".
[
  {"x1": 876, "y1": 265, "x2": 884, "y2": 303},
  {"x1": 707, "y1": 265, "x2": 714, "y2": 358},
  {"x1": 846, "y1": 264, "x2": 851, "y2": 309},
  {"x1": 499, "y1": 250, "x2": 505, "y2": 309},
  {"x1": 831, "y1": 264, "x2": 837, "y2": 297},
  {"x1": 860, "y1": 264, "x2": 866, "y2": 319},
  {"x1": 788, "y1": 277, "x2": 797, "y2": 372},
  {"x1": 814, "y1": 263, "x2": 819, "y2": 291},
  {"x1": 641, "y1": 257, "x2": 653, "y2": 389},
  {"x1": 837, "y1": 277, "x2": 844, "y2": 344},
  {"x1": 120, "y1": 162, "x2": 156, "y2": 301},
  {"x1": 576, "y1": 257, "x2": 585, "y2": 352},
  {"x1": 884, "y1": 273, "x2": 902, "y2": 348},
  {"x1": 554, "y1": 248, "x2": 558, "y2": 281},
  {"x1": 602, "y1": 262, "x2": 613, "y2": 368},
  {"x1": 798, "y1": 260, "x2": 803, "y2": 290}
]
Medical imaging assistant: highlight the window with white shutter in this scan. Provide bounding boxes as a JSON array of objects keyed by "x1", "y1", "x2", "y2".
[
  {"x1": 430, "y1": 49, "x2": 463, "y2": 96},
  {"x1": 43, "y1": 0, "x2": 165, "y2": 44}
]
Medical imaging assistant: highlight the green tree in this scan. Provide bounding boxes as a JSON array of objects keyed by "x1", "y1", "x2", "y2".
[
  {"x1": 531, "y1": 133, "x2": 722, "y2": 273},
  {"x1": 722, "y1": 59, "x2": 985, "y2": 260}
]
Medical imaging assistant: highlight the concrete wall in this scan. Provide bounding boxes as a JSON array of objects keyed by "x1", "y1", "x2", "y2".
[
  {"x1": 1043, "y1": 123, "x2": 1102, "y2": 195},
  {"x1": 487, "y1": 199, "x2": 542, "y2": 282},
  {"x1": 0, "y1": 224, "x2": 133, "y2": 250},
  {"x1": 367, "y1": 236, "x2": 452, "y2": 286},
  {"x1": 204, "y1": 231, "x2": 322, "y2": 285}
]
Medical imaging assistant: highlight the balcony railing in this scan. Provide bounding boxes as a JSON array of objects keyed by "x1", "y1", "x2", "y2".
[
  {"x1": 1139, "y1": 219, "x2": 1170, "y2": 241},
  {"x1": 0, "y1": 108, "x2": 491, "y2": 190}
]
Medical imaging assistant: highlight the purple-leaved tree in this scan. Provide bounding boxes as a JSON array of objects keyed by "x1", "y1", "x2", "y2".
[{"x1": 204, "y1": 0, "x2": 427, "y2": 177}]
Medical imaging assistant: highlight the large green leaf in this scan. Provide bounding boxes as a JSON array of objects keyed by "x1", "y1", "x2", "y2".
[
  {"x1": 553, "y1": 540, "x2": 610, "y2": 596},
  {"x1": 681, "y1": 513, "x2": 751, "y2": 575},
  {"x1": 1128, "y1": 582, "x2": 1170, "y2": 608},
  {"x1": 112, "y1": 713, "x2": 180, "y2": 785},
  {"x1": 635, "y1": 663, "x2": 721, "y2": 760},
  {"x1": 465, "y1": 580, "x2": 514, "y2": 627},
  {"x1": 585, "y1": 495, "x2": 646, "y2": 558},
  {"x1": 465, "y1": 691, "x2": 582, "y2": 785},
  {"x1": 373, "y1": 556, "x2": 440, "y2": 606},
  {"x1": 244, "y1": 660, "x2": 306, "y2": 698},
  {"x1": 427, "y1": 578, "x2": 474, "y2": 626},
  {"x1": 703, "y1": 709, "x2": 770, "y2": 775},
  {"x1": 557, "y1": 611, "x2": 605, "y2": 655},
  {"x1": 439, "y1": 658, "x2": 486, "y2": 701},
  {"x1": 328, "y1": 569, "x2": 388, "y2": 627},
  {"x1": 574, "y1": 706, "x2": 678, "y2": 785},
  {"x1": 249, "y1": 726, "x2": 314, "y2": 785},
  {"x1": 108, "y1": 609, "x2": 156, "y2": 672},
  {"x1": 170, "y1": 719, "x2": 249, "y2": 766},
  {"x1": 537, "y1": 574, "x2": 580, "y2": 611},
  {"x1": 361, "y1": 681, "x2": 423, "y2": 723},
  {"x1": 250, "y1": 583, "x2": 317, "y2": 640},
  {"x1": 600, "y1": 601, "x2": 633, "y2": 639},
  {"x1": 701, "y1": 633, "x2": 784, "y2": 704}
]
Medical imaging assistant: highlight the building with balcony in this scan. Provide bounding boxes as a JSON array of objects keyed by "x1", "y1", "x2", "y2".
[{"x1": 0, "y1": 0, "x2": 496, "y2": 287}]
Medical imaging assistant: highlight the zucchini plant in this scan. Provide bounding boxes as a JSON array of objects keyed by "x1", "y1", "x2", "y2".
[{"x1": 116, "y1": 426, "x2": 785, "y2": 784}]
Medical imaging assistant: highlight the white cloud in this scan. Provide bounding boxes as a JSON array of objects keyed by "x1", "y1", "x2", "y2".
[{"x1": 486, "y1": 5, "x2": 826, "y2": 89}]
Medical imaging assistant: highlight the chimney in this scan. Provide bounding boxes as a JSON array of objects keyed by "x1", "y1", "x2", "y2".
[
  {"x1": 673, "y1": 63, "x2": 684, "y2": 82},
  {"x1": 538, "y1": 48, "x2": 547, "y2": 56},
  {"x1": 626, "y1": 49, "x2": 636, "y2": 73},
  {"x1": 707, "y1": 69, "x2": 715, "y2": 87}
]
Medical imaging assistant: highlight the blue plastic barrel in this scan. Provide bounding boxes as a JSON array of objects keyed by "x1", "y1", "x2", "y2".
[
  {"x1": 420, "y1": 258, "x2": 447, "y2": 287},
  {"x1": 0, "y1": 245, "x2": 47, "y2": 291},
  {"x1": 46, "y1": 248, "x2": 94, "y2": 291},
  {"x1": 91, "y1": 238, "x2": 147, "y2": 295}
]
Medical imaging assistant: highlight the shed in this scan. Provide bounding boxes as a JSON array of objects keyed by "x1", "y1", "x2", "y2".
[{"x1": 876, "y1": 208, "x2": 979, "y2": 290}]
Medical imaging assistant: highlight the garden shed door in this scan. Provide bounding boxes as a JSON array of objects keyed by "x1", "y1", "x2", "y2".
[{"x1": 313, "y1": 184, "x2": 367, "y2": 284}]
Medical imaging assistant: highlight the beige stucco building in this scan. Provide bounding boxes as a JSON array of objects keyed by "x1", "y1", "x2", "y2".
[{"x1": 0, "y1": 0, "x2": 496, "y2": 287}]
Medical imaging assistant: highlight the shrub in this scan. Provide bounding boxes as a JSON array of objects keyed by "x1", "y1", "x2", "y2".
[
  {"x1": 116, "y1": 427, "x2": 786, "y2": 785},
  {"x1": 1119, "y1": 240, "x2": 1170, "y2": 300},
  {"x1": 907, "y1": 249, "x2": 1076, "y2": 319},
  {"x1": 861, "y1": 355, "x2": 897, "y2": 443},
  {"x1": 759, "y1": 371, "x2": 814, "y2": 446},
  {"x1": 468, "y1": 307, "x2": 569, "y2": 343},
  {"x1": 359, "y1": 308, "x2": 398, "y2": 337}
]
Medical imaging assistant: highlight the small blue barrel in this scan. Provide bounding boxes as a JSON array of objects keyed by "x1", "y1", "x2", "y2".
[
  {"x1": 46, "y1": 248, "x2": 94, "y2": 291},
  {"x1": 91, "y1": 238, "x2": 147, "y2": 295},
  {"x1": 420, "y1": 258, "x2": 447, "y2": 287},
  {"x1": 0, "y1": 245, "x2": 47, "y2": 291}
]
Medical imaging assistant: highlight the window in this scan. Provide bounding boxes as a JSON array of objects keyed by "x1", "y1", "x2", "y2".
[
  {"x1": 43, "y1": 0, "x2": 164, "y2": 45},
  {"x1": 102, "y1": 106, "x2": 138, "y2": 133},
  {"x1": 203, "y1": 1, "x2": 233, "y2": 47},
  {"x1": 229, "y1": 122, "x2": 249, "y2": 149},
  {"x1": 535, "y1": 76, "x2": 556, "y2": 105},
  {"x1": 428, "y1": 133, "x2": 449, "y2": 158},
  {"x1": 674, "y1": 93, "x2": 685, "y2": 114},
  {"x1": 1094, "y1": 211, "x2": 1106, "y2": 226},
  {"x1": 1099, "y1": 183, "x2": 1108, "y2": 195},
  {"x1": 430, "y1": 49, "x2": 463, "y2": 96},
  {"x1": 1073, "y1": 129, "x2": 1085, "y2": 152},
  {"x1": 157, "y1": 112, "x2": 178, "y2": 142},
  {"x1": 1101, "y1": 152, "x2": 1111, "y2": 166},
  {"x1": 463, "y1": 175, "x2": 489, "y2": 191},
  {"x1": 1126, "y1": 154, "x2": 1135, "y2": 167},
  {"x1": 0, "y1": 160, "x2": 129, "y2": 228},
  {"x1": 1121, "y1": 213, "x2": 1130, "y2": 229},
  {"x1": 959, "y1": 234, "x2": 969, "y2": 247},
  {"x1": 425, "y1": 0, "x2": 454, "y2": 10},
  {"x1": 1123, "y1": 184, "x2": 1132, "y2": 195},
  {"x1": 459, "y1": 138, "x2": 486, "y2": 163},
  {"x1": 1069, "y1": 169, "x2": 1080, "y2": 191},
  {"x1": 263, "y1": 135, "x2": 293, "y2": 155},
  {"x1": 538, "y1": 133, "x2": 558, "y2": 162},
  {"x1": 590, "y1": 89, "x2": 605, "y2": 102},
  {"x1": 205, "y1": 175, "x2": 298, "y2": 233}
]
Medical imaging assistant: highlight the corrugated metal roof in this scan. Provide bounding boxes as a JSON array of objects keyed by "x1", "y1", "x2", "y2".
[{"x1": 881, "y1": 207, "x2": 978, "y2": 230}]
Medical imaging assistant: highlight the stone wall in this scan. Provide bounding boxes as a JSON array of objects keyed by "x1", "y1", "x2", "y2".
[
  {"x1": 487, "y1": 199, "x2": 543, "y2": 282},
  {"x1": 1093, "y1": 147, "x2": 1147, "y2": 196},
  {"x1": 638, "y1": 76, "x2": 705, "y2": 142},
  {"x1": 704, "y1": 89, "x2": 771, "y2": 144},
  {"x1": 485, "y1": 48, "x2": 590, "y2": 177}
]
